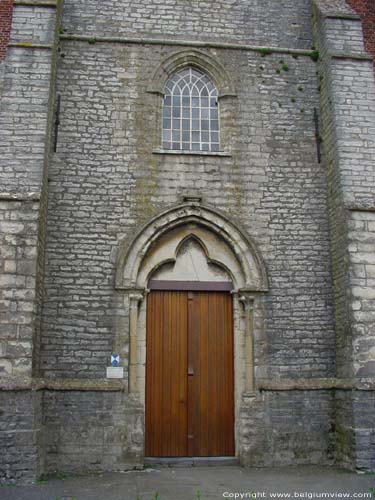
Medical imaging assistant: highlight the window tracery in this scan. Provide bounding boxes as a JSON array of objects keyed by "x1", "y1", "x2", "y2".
[{"x1": 162, "y1": 67, "x2": 220, "y2": 152}]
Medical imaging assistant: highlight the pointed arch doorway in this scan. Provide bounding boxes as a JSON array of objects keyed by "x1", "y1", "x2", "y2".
[
  {"x1": 145, "y1": 238, "x2": 235, "y2": 457},
  {"x1": 114, "y1": 200, "x2": 269, "y2": 464}
]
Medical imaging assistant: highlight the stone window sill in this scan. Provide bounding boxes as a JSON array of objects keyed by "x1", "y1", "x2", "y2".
[{"x1": 152, "y1": 149, "x2": 232, "y2": 157}]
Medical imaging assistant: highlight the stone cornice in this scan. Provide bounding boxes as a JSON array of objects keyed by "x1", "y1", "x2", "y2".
[
  {"x1": 347, "y1": 205, "x2": 375, "y2": 213},
  {"x1": 324, "y1": 12, "x2": 361, "y2": 21},
  {"x1": 59, "y1": 34, "x2": 316, "y2": 59},
  {"x1": 257, "y1": 378, "x2": 375, "y2": 391},
  {"x1": 331, "y1": 52, "x2": 373, "y2": 62},
  {"x1": 0, "y1": 377, "x2": 126, "y2": 392},
  {"x1": 14, "y1": 0, "x2": 58, "y2": 6},
  {"x1": 1, "y1": 377, "x2": 375, "y2": 392},
  {"x1": 7, "y1": 42, "x2": 53, "y2": 50}
]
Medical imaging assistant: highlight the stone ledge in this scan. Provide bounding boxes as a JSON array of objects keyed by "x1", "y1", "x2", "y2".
[
  {"x1": 1, "y1": 377, "x2": 375, "y2": 392},
  {"x1": 324, "y1": 12, "x2": 361, "y2": 21},
  {"x1": 257, "y1": 378, "x2": 375, "y2": 391},
  {"x1": 0, "y1": 192, "x2": 41, "y2": 201},
  {"x1": 331, "y1": 52, "x2": 373, "y2": 62},
  {"x1": 347, "y1": 205, "x2": 375, "y2": 213},
  {"x1": 59, "y1": 35, "x2": 316, "y2": 58},
  {"x1": 0, "y1": 377, "x2": 126, "y2": 392},
  {"x1": 14, "y1": 0, "x2": 57, "y2": 6},
  {"x1": 7, "y1": 42, "x2": 53, "y2": 50},
  {"x1": 0, "y1": 376, "x2": 32, "y2": 391},
  {"x1": 152, "y1": 149, "x2": 232, "y2": 157},
  {"x1": 40, "y1": 378, "x2": 126, "y2": 391}
]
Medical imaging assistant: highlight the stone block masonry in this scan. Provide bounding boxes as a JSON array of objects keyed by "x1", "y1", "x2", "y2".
[
  {"x1": 39, "y1": 0, "x2": 336, "y2": 470},
  {"x1": 1, "y1": 0, "x2": 375, "y2": 484},
  {"x1": 61, "y1": 0, "x2": 313, "y2": 49},
  {"x1": 240, "y1": 391, "x2": 334, "y2": 467},
  {"x1": 0, "y1": 0, "x2": 64, "y2": 483},
  {"x1": 0, "y1": 198, "x2": 39, "y2": 378},
  {"x1": 313, "y1": 0, "x2": 375, "y2": 471},
  {"x1": 0, "y1": 2, "x2": 60, "y2": 192},
  {"x1": 0, "y1": 391, "x2": 43, "y2": 483},
  {"x1": 42, "y1": 41, "x2": 335, "y2": 380},
  {"x1": 348, "y1": 211, "x2": 375, "y2": 378},
  {"x1": 43, "y1": 391, "x2": 143, "y2": 474}
]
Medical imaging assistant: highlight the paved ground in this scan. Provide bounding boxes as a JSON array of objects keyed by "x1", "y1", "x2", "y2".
[{"x1": 0, "y1": 466, "x2": 374, "y2": 500}]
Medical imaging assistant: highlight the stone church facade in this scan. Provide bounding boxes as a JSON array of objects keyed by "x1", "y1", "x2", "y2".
[{"x1": 0, "y1": 0, "x2": 375, "y2": 483}]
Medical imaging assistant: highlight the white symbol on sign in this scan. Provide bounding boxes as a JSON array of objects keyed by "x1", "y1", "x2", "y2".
[{"x1": 111, "y1": 354, "x2": 120, "y2": 367}]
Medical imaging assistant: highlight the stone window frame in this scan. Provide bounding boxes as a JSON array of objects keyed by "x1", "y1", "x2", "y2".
[{"x1": 147, "y1": 49, "x2": 237, "y2": 156}]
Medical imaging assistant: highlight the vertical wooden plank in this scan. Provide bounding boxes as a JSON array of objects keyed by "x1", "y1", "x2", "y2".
[
  {"x1": 145, "y1": 291, "x2": 188, "y2": 457},
  {"x1": 187, "y1": 291, "x2": 195, "y2": 456},
  {"x1": 191, "y1": 292, "x2": 235, "y2": 457}
]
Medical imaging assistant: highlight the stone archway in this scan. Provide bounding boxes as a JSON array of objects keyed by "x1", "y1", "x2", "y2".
[{"x1": 114, "y1": 199, "x2": 268, "y2": 460}]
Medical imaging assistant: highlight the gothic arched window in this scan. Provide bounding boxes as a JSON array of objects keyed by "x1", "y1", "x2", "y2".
[{"x1": 162, "y1": 67, "x2": 220, "y2": 152}]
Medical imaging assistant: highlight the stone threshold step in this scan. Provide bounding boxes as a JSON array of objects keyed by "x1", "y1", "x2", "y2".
[{"x1": 144, "y1": 457, "x2": 239, "y2": 467}]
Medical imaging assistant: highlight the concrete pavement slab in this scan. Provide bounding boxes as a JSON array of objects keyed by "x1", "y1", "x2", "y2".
[{"x1": 0, "y1": 466, "x2": 374, "y2": 500}]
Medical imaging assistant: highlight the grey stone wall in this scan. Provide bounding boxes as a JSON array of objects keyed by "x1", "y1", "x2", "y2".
[
  {"x1": 62, "y1": 0, "x2": 313, "y2": 49},
  {"x1": 353, "y1": 391, "x2": 375, "y2": 471},
  {"x1": 0, "y1": 391, "x2": 43, "y2": 484},
  {"x1": 335, "y1": 390, "x2": 355, "y2": 470},
  {"x1": 37, "y1": 0, "x2": 338, "y2": 470},
  {"x1": 348, "y1": 211, "x2": 375, "y2": 379},
  {"x1": 0, "y1": 62, "x2": 5, "y2": 99},
  {"x1": 1, "y1": 0, "x2": 374, "y2": 481},
  {"x1": 41, "y1": 41, "x2": 335, "y2": 382},
  {"x1": 313, "y1": 0, "x2": 353, "y2": 381},
  {"x1": 9, "y1": 4, "x2": 56, "y2": 46},
  {"x1": 0, "y1": 0, "x2": 63, "y2": 483},
  {"x1": 0, "y1": 1, "x2": 58, "y2": 192},
  {"x1": 0, "y1": 199, "x2": 39, "y2": 378},
  {"x1": 43, "y1": 391, "x2": 143, "y2": 474},
  {"x1": 313, "y1": 0, "x2": 375, "y2": 471},
  {"x1": 240, "y1": 391, "x2": 334, "y2": 467}
]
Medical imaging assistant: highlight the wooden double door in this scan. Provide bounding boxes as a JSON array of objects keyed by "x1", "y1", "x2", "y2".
[{"x1": 145, "y1": 290, "x2": 234, "y2": 457}]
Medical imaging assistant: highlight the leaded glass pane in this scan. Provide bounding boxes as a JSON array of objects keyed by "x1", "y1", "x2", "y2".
[
  {"x1": 201, "y1": 108, "x2": 209, "y2": 119},
  {"x1": 163, "y1": 130, "x2": 171, "y2": 142},
  {"x1": 192, "y1": 120, "x2": 199, "y2": 130},
  {"x1": 162, "y1": 67, "x2": 220, "y2": 152}
]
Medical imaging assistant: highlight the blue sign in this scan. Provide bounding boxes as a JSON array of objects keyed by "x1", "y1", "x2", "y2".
[{"x1": 111, "y1": 354, "x2": 120, "y2": 367}]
